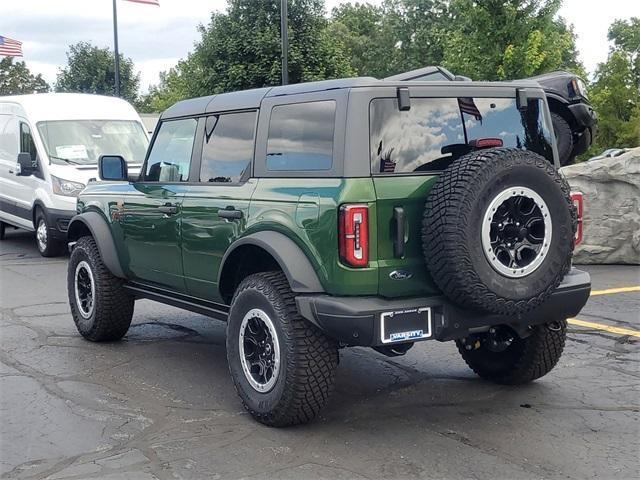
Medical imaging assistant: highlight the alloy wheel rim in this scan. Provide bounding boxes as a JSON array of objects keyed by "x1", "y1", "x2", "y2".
[
  {"x1": 239, "y1": 308, "x2": 281, "y2": 393},
  {"x1": 74, "y1": 261, "x2": 95, "y2": 319},
  {"x1": 481, "y1": 186, "x2": 552, "y2": 278},
  {"x1": 36, "y1": 219, "x2": 48, "y2": 252}
]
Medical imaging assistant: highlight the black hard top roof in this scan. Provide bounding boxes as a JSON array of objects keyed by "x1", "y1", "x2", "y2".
[{"x1": 161, "y1": 75, "x2": 542, "y2": 120}]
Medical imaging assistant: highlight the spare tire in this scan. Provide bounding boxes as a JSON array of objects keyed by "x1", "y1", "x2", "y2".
[{"x1": 422, "y1": 148, "x2": 576, "y2": 315}]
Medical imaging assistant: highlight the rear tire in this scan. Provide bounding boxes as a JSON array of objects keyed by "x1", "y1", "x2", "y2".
[
  {"x1": 456, "y1": 320, "x2": 567, "y2": 384},
  {"x1": 68, "y1": 236, "x2": 134, "y2": 341},
  {"x1": 226, "y1": 271, "x2": 339, "y2": 427},
  {"x1": 35, "y1": 207, "x2": 64, "y2": 257}
]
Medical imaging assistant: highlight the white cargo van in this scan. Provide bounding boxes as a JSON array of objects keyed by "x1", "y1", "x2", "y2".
[{"x1": 0, "y1": 93, "x2": 149, "y2": 256}]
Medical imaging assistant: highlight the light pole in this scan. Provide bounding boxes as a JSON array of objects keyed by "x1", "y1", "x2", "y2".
[
  {"x1": 112, "y1": 0, "x2": 121, "y2": 97},
  {"x1": 280, "y1": 0, "x2": 288, "y2": 85}
]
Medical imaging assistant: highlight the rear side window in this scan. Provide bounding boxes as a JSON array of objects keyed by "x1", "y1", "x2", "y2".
[
  {"x1": 370, "y1": 97, "x2": 553, "y2": 174},
  {"x1": 266, "y1": 100, "x2": 335, "y2": 171},
  {"x1": 145, "y1": 118, "x2": 197, "y2": 182},
  {"x1": 200, "y1": 111, "x2": 256, "y2": 183}
]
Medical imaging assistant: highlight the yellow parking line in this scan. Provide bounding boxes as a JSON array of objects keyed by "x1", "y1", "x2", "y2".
[
  {"x1": 568, "y1": 318, "x2": 640, "y2": 338},
  {"x1": 590, "y1": 286, "x2": 640, "y2": 296}
]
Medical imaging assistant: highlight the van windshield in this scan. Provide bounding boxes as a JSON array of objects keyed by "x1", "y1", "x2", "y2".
[{"x1": 37, "y1": 120, "x2": 148, "y2": 166}]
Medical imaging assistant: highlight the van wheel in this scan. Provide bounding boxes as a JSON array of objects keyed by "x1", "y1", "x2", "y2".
[
  {"x1": 35, "y1": 208, "x2": 64, "y2": 257},
  {"x1": 68, "y1": 236, "x2": 134, "y2": 341},
  {"x1": 456, "y1": 320, "x2": 567, "y2": 384},
  {"x1": 226, "y1": 271, "x2": 339, "y2": 427}
]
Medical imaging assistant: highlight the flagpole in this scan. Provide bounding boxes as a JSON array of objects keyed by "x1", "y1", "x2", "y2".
[
  {"x1": 280, "y1": 0, "x2": 288, "y2": 85},
  {"x1": 112, "y1": 0, "x2": 121, "y2": 97}
]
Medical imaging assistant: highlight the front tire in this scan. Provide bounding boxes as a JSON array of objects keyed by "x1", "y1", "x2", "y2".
[
  {"x1": 456, "y1": 320, "x2": 567, "y2": 385},
  {"x1": 226, "y1": 271, "x2": 339, "y2": 427},
  {"x1": 551, "y1": 112, "x2": 575, "y2": 166},
  {"x1": 35, "y1": 207, "x2": 64, "y2": 257},
  {"x1": 68, "y1": 236, "x2": 134, "y2": 342}
]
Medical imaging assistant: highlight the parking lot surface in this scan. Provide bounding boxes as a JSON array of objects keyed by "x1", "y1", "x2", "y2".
[{"x1": 1, "y1": 229, "x2": 638, "y2": 480}]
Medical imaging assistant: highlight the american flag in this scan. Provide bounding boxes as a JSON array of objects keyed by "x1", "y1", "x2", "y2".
[
  {"x1": 124, "y1": 0, "x2": 160, "y2": 5},
  {"x1": 458, "y1": 97, "x2": 482, "y2": 122},
  {"x1": 0, "y1": 36, "x2": 23, "y2": 57}
]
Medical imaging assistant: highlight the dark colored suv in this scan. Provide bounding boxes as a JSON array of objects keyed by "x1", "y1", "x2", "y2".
[
  {"x1": 387, "y1": 66, "x2": 598, "y2": 166},
  {"x1": 66, "y1": 77, "x2": 590, "y2": 426}
]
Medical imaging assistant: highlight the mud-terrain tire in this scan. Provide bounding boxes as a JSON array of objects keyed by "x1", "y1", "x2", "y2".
[
  {"x1": 226, "y1": 271, "x2": 339, "y2": 427},
  {"x1": 456, "y1": 320, "x2": 567, "y2": 384},
  {"x1": 423, "y1": 148, "x2": 576, "y2": 315},
  {"x1": 35, "y1": 207, "x2": 64, "y2": 257},
  {"x1": 68, "y1": 236, "x2": 134, "y2": 341},
  {"x1": 551, "y1": 112, "x2": 574, "y2": 166}
]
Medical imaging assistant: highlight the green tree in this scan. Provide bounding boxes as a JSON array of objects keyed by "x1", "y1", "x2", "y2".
[
  {"x1": 585, "y1": 18, "x2": 640, "y2": 155},
  {"x1": 330, "y1": 0, "x2": 584, "y2": 80},
  {"x1": 148, "y1": 0, "x2": 354, "y2": 105},
  {"x1": 137, "y1": 61, "x2": 190, "y2": 113},
  {"x1": 55, "y1": 42, "x2": 139, "y2": 103},
  {"x1": 442, "y1": 0, "x2": 584, "y2": 80},
  {"x1": 0, "y1": 57, "x2": 50, "y2": 95},
  {"x1": 330, "y1": 0, "x2": 452, "y2": 78}
]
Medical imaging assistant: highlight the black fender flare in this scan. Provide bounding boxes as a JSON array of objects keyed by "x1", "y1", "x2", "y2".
[
  {"x1": 218, "y1": 231, "x2": 325, "y2": 293},
  {"x1": 67, "y1": 211, "x2": 125, "y2": 278}
]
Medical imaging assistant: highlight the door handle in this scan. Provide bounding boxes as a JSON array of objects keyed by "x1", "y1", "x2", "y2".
[
  {"x1": 218, "y1": 207, "x2": 243, "y2": 220},
  {"x1": 393, "y1": 206, "x2": 405, "y2": 258},
  {"x1": 157, "y1": 203, "x2": 179, "y2": 215}
]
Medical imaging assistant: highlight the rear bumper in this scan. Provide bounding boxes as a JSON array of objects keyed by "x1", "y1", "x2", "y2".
[{"x1": 296, "y1": 268, "x2": 591, "y2": 346}]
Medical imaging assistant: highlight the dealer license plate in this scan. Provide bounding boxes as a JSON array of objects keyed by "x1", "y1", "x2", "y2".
[{"x1": 380, "y1": 307, "x2": 432, "y2": 344}]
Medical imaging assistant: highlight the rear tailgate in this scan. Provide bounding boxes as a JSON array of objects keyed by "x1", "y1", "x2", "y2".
[
  {"x1": 369, "y1": 90, "x2": 555, "y2": 298},
  {"x1": 373, "y1": 176, "x2": 441, "y2": 297}
]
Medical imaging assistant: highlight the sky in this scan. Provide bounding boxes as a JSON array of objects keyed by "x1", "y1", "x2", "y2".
[{"x1": 1, "y1": 0, "x2": 638, "y2": 92}]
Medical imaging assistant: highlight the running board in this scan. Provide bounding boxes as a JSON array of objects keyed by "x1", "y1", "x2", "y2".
[{"x1": 124, "y1": 282, "x2": 229, "y2": 321}]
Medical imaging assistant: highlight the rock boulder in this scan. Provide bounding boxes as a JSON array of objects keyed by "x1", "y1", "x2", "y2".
[{"x1": 561, "y1": 148, "x2": 640, "y2": 265}]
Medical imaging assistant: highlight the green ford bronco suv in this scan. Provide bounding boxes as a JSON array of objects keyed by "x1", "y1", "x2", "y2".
[{"x1": 66, "y1": 77, "x2": 590, "y2": 426}]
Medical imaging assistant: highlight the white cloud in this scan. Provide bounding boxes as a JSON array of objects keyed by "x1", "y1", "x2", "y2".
[{"x1": 559, "y1": 0, "x2": 640, "y2": 79}]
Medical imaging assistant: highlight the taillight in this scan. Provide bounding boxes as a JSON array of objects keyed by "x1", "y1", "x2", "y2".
[
  {"x1": 570, "y1": 192, "x2": 583, "y2": 246},
  {"x1": 339, "y1": 204, "x2": 369, "y2": 267}
]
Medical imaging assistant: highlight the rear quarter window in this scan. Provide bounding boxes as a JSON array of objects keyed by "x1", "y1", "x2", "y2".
[
  {"x1": 370, "y1": 97, "x2": 554, "y2": 174},
  {"x1": 266, "y1": 100, "x2": 336, "y2": 171}
]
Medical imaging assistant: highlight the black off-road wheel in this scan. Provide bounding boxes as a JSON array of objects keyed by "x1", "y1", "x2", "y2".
[
  {"x1": 68, "y1": 236, "x2": 134, "y2": 342},
  {"x1": 551, "y1": 112, "x2": 575, "y2": 166},
  {"x1": 423, "y1": 148, "x2": 576, "y2": 316},
  {"x1": 456, "y1": 320, "x2": 567, "y2": 384},
  {"x1": 35, "y1": 207, "x2": 64, "y2": 257},
  {"x1": 226, "y1": 271, "x2": 339, "y2": 427}
]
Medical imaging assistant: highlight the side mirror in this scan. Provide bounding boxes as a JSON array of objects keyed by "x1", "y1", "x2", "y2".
[
  {"x1": 16, "y1": 152, "x2": 34, "y2": 176},
  {"x1": 98, "y1": 155, "x2": 128, "y2": 181}
]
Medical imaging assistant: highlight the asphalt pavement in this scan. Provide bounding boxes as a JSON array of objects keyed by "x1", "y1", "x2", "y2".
[{"x1": 1, "y1": 228, "x2": 638, "y2": 480}]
